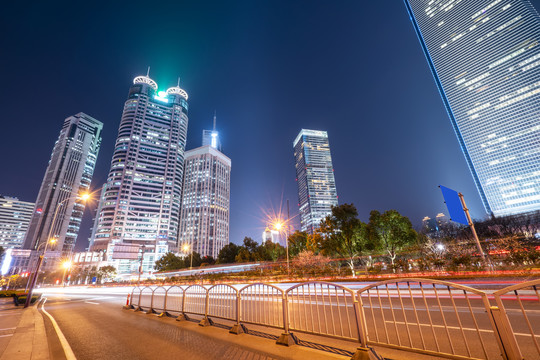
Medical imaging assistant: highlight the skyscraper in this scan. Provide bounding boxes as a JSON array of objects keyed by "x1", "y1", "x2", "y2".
[
  {"x1": 178, "y1": 145, "x2": 231, "y2": 258},
  {"x1": 0, "y1": 196, "x2": 34, "y2": 249},
  {"x1": 24, "y1": 113, "x2": 103, "y2": 254},
  {"x1": 404, "y1": 0, "x2": 540, "y2": 216},
  {"x1": 91, "y1": 73, "x2": 189, "y2": 254},
  {"x1": 202, "y1": 112, "x2": 221, "y2": 151},
  {"x1": 293, "y1": 129, "x2": 338, "y2": 234}
]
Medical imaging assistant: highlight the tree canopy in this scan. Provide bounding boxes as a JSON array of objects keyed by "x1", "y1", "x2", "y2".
[
  {"x1": 319, "y1": 203, "x2": 375, "y2": 276},
  {"x1": 368, "y1": 209, "x2": 417, "y2": 270}
]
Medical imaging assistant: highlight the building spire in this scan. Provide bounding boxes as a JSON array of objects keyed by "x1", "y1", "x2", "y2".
[
  {"x1": 146, "y1": 66, "x2": 151, "y2": 77},
  {"x1": 177, "y1": 77, "x2": 181, "y2": 87},
  {"x1": 213, "y1": 110, "x2": 217, "y2": 131}
]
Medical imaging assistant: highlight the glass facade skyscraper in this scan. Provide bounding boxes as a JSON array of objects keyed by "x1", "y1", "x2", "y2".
[
  {"x1": 24, "y1": 113, "x2": 103, "y2": 254},
  {"x1": 293, "y1": 129, "x2": 338, "y2": 234},
  {"x1": 404, "y1": 0, "x2": 540, "y2": 216},
  {"x1": 91, "y1": 73, "x2": 189, "y2": 253}
]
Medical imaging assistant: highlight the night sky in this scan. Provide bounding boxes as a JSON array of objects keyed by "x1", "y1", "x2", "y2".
[{"x1": 3, "y1": 1, "x2": 537, "y2": 251}]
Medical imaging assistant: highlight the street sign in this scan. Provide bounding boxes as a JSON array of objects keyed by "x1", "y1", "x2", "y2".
[{"x1": 439, "y1": 185, "x2": 468, "y2": 225}]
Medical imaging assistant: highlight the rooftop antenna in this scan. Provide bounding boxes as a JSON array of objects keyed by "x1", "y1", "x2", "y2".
[
  {"x1": 213, "y1": 110, "x2": 217, "y2": 131},
  {"x1": 177, "y1": 77, "x2": 181, "y2": 87},
  {"x1": 146, "y1": 66, "x2": 150, "y2": 77}
]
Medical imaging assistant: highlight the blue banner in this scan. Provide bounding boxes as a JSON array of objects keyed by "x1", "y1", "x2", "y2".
[{"x1": 439, "y1": 185, "x2": 468, "y2": 225}]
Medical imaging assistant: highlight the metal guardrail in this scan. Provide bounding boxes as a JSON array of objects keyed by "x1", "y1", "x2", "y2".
[
  {"x1": 493, "y1": 278, "x2": 540, "y2": 360},
  {"x1": 127, "y1": 279, "x2": 539, "y2": 360}
]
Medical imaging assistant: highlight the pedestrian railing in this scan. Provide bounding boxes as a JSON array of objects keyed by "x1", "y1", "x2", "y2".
[
  {"x1": 239, "y1": 283, "x2": 284, "y2": 329},
  {"x1": 357, "y1": 279, "x2": 504, "y2": 360},
  {"x1": 493, "y1": 278, "x2": 540, "y2": 360},
  {"x1": 127, "y1": 278, "x2": 539, "y2": 360},
  {"x1": 286, "y1": 282, "x2": 361, "y2": 342}
]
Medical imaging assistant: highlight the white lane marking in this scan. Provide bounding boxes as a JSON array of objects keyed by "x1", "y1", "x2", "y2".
[
  {"x1": 0, "y1": 334, "x2": 13, "y2": 338},
  {"x1": 0, "y1": 327, "x2": 16, "y2": 330},
  {"x1": 84, "y1": 301, "x2": 99, "y2": 305},
  {"x1": 41, "y1": 298, "x2": 77, "y2": 360}
]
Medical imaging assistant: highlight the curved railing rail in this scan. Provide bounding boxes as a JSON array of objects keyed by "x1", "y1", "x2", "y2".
[
  {"x1": 125, "y1": 278, "x2": 539, "y2": 360},
  {"x1": 286, "y1": 282, "x2": 361, "y2": 342},
  {"x1": 239, "y1": 283, "x2": 284, "y2": 329}
]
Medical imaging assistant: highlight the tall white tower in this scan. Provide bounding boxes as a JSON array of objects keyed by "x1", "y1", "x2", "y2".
[
  {"x1": 91, "y1": 72, "x2": 189, "y2": 254},
  {"x1": 179, "y1": 145, "x2": 231, "y2": 258}
]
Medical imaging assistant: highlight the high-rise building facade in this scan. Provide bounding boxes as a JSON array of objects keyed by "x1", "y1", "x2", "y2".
[
  {"x1": 179, "y1": 145, "x2": 231, "y2": 258},
  {"x1": 293, "y1": 129, "x2": 338, "y2": 234},
  {"x1": 404, "y1": 0, "x2": 540, "y2": 216},
  {"x1": 24, "y1": 113, "x2": 103, "y2": 254},
  {"x1": 0, "y1": 196, "x2": 34, "y2": 249},
  {"x1": 91, "y1": 73, "x2": 189, "y2": 254}
]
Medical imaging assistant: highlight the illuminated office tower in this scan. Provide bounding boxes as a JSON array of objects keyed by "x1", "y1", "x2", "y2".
[
  {"x1": 24, "y1": 113, "x2": 103, "y2": 254},
  {"x1": 202, "y1": 112, "x2": 221, "y2": 150},
  {"x1": 179, "y1": 145, "x2": 231, "y2": 258},
  {"x1": 0, "y1": 196, "x2": 34, "y2": 249},
  {"x1": 404, "y1": 0, "x2": 540, "y2": 216},
  {"x1": 293, "y1": 129, "x2": 338, "y2": 234},
  {"x1": 91, "y1": 73, "x2": 189, "y2": 253}
]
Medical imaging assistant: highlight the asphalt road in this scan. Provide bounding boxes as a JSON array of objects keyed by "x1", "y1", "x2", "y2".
[{"x1": 39, "y1": 291, "x2": 281, "y2": 360}]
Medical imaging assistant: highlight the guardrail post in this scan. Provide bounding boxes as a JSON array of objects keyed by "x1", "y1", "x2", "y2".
[
  {"x1": 134, "y1": 288, "x2": 142, "y2": 312},
  {"x1": 199, "y1": 288, "x2": 211, "y2": 327},
  {"x1": 176, "y1": 288, "x2": 186, "y2": 321},
  {"x1": 146, "y1": 289, "x2": 155, "y2": 314},
  {"x1": 351, "y1": 294, "x2": 373, "y2": 360},
  {"x1": 158, "y1": 288, "x2": 168, "y2": 317},
  {"x1": 489, "y1": 306, "x2": 523, "y2": 360},
  {"x1": 229, "y1": 292, "x2": 243, "y2": 334},
  {"x1": 276, "y1": 292, "x2": 295, "y2": 346}
]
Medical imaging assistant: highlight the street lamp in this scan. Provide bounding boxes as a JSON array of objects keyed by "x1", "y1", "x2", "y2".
[
  {"x1": 182, "y1": 243, "x2": 193, "y2": 270},
  {"x1": 61, "y1": 260, "x2": 72, "y2": 287},
  {"x1": 24, "y1": 192, "x2": 91, "y2": 308}
]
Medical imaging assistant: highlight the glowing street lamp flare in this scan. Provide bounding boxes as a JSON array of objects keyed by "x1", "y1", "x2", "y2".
[
  {"x1": 182, "y1": 244, "x2": 190, "y2": 253},
  {"x1": 62, "y1": 260, "x2": 72, "y2": 269},
  {"x1": 80, "y1": 193, "x2": 91, "y2": 201},
  {"x1": 273, "y1": 222, "x2": 283, "y2": 231}
]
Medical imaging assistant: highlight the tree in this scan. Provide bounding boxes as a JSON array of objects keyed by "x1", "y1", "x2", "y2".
[
  {"x1": 201, "y1": 255, "x2": 216, "y2": 266},
  {"x1": 235, "y1": 237, "x2": 259, "y2": 263},
  {"x1": 368, "y1": 210, "x2": 417, "y2": 271},
  {"x1": 155, "y1": 252, "x2": 185, "y2": 271},
  {"x1": 98, "y1": 265, "x2": 117, "y2": 281},
  {"x1": 319, "y1": 203, "x2": 373, "y2": 277},
  {"x1": 217, "y1": 243, "x2": 240, "y2": 264},
  {"x1": 288, "y1": 231, "x2": 309, "y2": 257},
  {"x1": 259, "y1": 240, "x2": 286, "y2": 261}
]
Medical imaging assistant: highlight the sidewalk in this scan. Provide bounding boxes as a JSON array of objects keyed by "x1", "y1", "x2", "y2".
[{"x1": 0, "y1": 298, "x2": 49, "y2": 360}]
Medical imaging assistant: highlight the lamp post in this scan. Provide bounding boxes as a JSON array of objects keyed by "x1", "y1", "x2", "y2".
[
  {"x1": 182, "y1": 244, "x2": 193, "y2": 270},
  {"x1": 24, "y1": 193, "x2": 90, "y2": 308},
  {"x1": 273, "y1": 220, "x2": 290, "y2": 276},
  {"x1": 137, "y1": 244, "x2": 146, "y2": 287}
]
